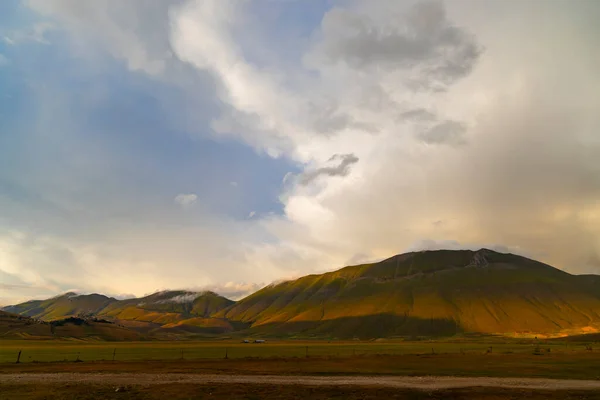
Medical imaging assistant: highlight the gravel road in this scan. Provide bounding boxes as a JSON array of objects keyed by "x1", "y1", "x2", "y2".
[{"x1": 2, "y1": 374, "x2": 600, "y2": 390}]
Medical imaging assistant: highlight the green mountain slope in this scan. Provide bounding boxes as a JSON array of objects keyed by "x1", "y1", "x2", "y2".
[
  {"x1": 3, "y1": 293, "x2": 116, "y2": 321},
  {"x1": 217, "y1": 249, "x2": 600, "y2": 338}
]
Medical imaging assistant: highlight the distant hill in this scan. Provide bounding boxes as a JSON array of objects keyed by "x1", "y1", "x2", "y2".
[
  {"x1": 97, "y1": 290, "x2": 236, "y2": 335},
  {"x1": 5, "y1": 249, "x2": 600, "y2": 339},
  {"x1": 3, "y1": 293, "x2": 116, "y2": 321},
  {"x1": 216, "y1": 249, "x2": 600, "y2": 339},
  {"x1": 3, "y1": 290, "x2": 236, "y2": 338},
  {"x1": 0, "y1": 310, "x2": 142, "y2": 340}
]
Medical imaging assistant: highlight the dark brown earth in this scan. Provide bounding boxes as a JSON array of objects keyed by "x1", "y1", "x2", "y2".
[{"x1": 4, "y1": 373, "x2": 600, "y2": 390}]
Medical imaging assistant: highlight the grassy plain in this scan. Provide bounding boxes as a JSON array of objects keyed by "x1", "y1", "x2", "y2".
[
  {"x1": 0, "y1": 337, "x2": 583, "y2": 363},
  {"x1": 3, "y1": 339, "x2": 600, "y2": 399},
  {"x1": 2, "y1": 338, "x2": 600, "y2": 380}
]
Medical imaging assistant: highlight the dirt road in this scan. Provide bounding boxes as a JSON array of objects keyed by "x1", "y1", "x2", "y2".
[{"x1": 2, "y1": 373, "x2": 600, "y2": 391}]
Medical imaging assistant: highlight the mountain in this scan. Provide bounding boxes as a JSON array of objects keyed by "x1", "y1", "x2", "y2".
[
  {"x1": 97, "y1": 290, "x2": 236, "y2": 335},
  {"x1": 3, "y1": 293, "x2": 116, "y2": 321},
  {"x1": 2, "y1": 290, "x2": 235, "y2": 338},
  {"x1": 216, "y1": 249, "x2": 600, "y2": 339},
  {"x1": 5, "y1": 249, "x2": 600, "y2": 339},
  {"x1": 0, "y1": 310, "x2": 142, "y2": 340}
]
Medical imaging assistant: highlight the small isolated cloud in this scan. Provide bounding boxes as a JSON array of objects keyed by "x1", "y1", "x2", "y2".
[
  {"x1": 156, "y1": 292, "x2": 202, "y2": 304},
  {"x1": 418, "y1": 120, "x2": 467, "y2": 146},
  {"x1": 248, "y1": 211, "x2": 256, "y2": 218},
  {"x1": 0, "y1": 54, "x2": 8, "y2": 67},
  {"x1": 230, "y1": 181, "x2": 238, "y2": 187},
  {"x1": 401, "y1": 108, "x2": 437, "y2": 122},
  {"x1": 299, "y1": 153, "x2": 359, "y2": 185},
  {"x1": 174, "y1": 193, "x2": 198, "y2": 207}
]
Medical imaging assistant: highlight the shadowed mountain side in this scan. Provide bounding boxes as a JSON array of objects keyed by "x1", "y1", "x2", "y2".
[
  {"x1": 243, "y1": 314, "x2": 460, "y2": 339},
  {"x1": 157, "y1": 317, "x2": 235, "y2": 335}
]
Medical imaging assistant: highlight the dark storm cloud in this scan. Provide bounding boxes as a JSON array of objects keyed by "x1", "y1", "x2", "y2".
[{"x1": 313, "y1": 1, "x2": 482, "y2": 89}]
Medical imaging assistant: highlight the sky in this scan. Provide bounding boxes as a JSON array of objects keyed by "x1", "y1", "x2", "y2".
[{"x1": 0, "y1": 0, "x2": 599, "y2": 305}]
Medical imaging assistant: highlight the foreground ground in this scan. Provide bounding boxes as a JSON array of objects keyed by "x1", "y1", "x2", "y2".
[
  {"x1": 3, "y1": 339, "x2": 600, "y2": 398},
  {"x1": 1, "y1": 338, "x2": 594, "y2": 363},
  {"x1": 5, "y1": 372, "x2": 600, "y2": 390},
  {"x1": 3, "y1": 353, "x2": 600, "y2": 380},
  {"x1": 3, "y1": 375, "x2": 600, "y2": 399}
]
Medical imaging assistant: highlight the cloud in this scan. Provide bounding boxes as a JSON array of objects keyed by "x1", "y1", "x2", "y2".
[
  {"x1": 156, "y1": 292, "x2": 201, "y2": 304},
  {"x1": 248, "y1": 211, "x2": 256, "y2": 219},
  {"x1": 307, "y1": 100, "x2": 378, "y2": 135},
  {"x1": 417, "y1": 120, "x2": 467, "y2": 145},
  {"x1": 400, "y1": 108, "x2": 437, "y2": 122},
  {"x1": 174, "y1": 193, "x2": 198, "y2": 207},
  {"x1": 197, "y1": 282, "x2": 265, "y2": 300},
  {"x1": 0, "y1": 283, "x2": 42, "y2": 291},
  {"x1": 3, "y1": 22, "x2": 55, "y2": 45},
  {"x1": 26, "y1": 0, "x2": 182, "y2": 75},
  {"x1": 308, "y1": 1, "x2": 482, "y2": 90},
  {"x1": 0, "y1": 54, "x2": 8, "y2": 66},
  {"x1": 299, "y1": 153, "x2": 359, "y2": 185}
]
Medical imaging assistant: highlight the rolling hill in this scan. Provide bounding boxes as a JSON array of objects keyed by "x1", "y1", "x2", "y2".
[
  {"x1": 2, "y1": 291, "x2": 236, "y2": 337},
  {"x1": 97, "y1": 290, "x2": 236, "y2": 335},
  {"x1": 3, "y1": 293, "x2": 117, "y2": 321},
  {"x1": 216, "y1": 249, "x2": 600, "y2": 338},
  {"x1": 0, "y1": 310, "x2": 142, "y2": 340}
]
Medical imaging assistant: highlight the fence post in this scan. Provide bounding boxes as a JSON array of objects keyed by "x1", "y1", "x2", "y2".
[
  {"x1": 112, "y1": 348, "x2": 116, "y2": 362},
  {"x1": 16, "y1": 350, "x2": 22, "y2": 364},
  {"x1": 225, "y1": 347, "x2": 228, "y2": 360}
]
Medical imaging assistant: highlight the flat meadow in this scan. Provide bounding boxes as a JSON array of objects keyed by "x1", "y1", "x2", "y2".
[
  {"x1": 0, "y1": 337, "x2": 578, "y2": 363},
  {"x1": 2, "y1": 337, "x2": 600, "y2": 380}
]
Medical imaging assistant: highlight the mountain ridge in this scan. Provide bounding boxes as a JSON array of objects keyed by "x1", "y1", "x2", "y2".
[{"x1": 4, "y1": 249, "x2": 600, "y2": 339}]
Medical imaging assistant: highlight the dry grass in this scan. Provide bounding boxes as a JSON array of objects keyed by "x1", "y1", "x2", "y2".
[
  {"x1": 2, "y1": 352, "x2": 600, "y2": 380},
  {"x1": 1, "y1": 337, "x2": 595, "y2": 363}
]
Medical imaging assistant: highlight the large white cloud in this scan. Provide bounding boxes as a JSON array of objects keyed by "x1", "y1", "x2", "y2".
[
  {"x1": 169, "y1": 0, "x2": 600, "y2": 274},
  {"x1": 3, "y1": 0, "x2": 599, "y2": 305}
]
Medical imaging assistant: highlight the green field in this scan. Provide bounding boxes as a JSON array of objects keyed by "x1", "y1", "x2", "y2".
[{"x1": 1, "y1": 338, "x2": 596, "y2": 364}]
